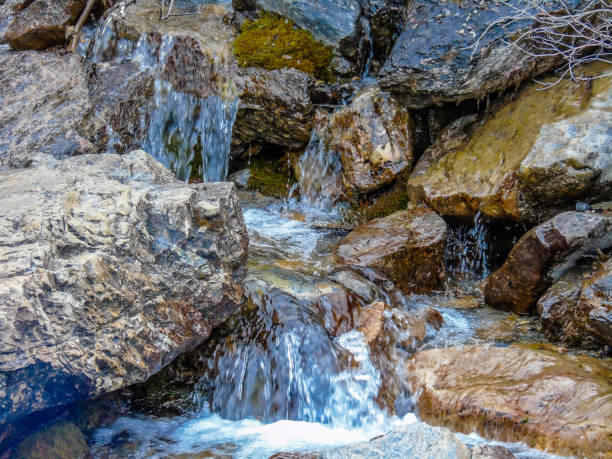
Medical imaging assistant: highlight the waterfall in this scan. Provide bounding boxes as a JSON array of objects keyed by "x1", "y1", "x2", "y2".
[
  {"x1": 297, "y1": 121, "x2": 345, "y2": 213},
  {"x1": 444, "y1": 211, "x2": 490, "y2": 278}
]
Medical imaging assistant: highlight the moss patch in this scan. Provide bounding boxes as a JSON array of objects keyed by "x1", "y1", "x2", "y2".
[
  {"x1": 355, "y1": 176, "x2": 409, "y2": 221},
  {"x1": 246, "y1": 154, "x2": 296, "y2": 199},
  {"x1": 233, "y1": 13, "x2": 334, "y2": 81},
  {"x1": 13, "y1": 422, "x2": 90, "y2": 459}
]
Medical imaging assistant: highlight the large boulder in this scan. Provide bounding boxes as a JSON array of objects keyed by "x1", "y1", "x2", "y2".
[
  {"x1": 233, "y1": 0, "x2": 362, "y2": 62},
  {"x1": 0, "y1": 151, "x2": 248, "y2": 426},
  {"x1": 233, "y1": 67, "x2": 315, "y2": 150},
  {"x1": 484, "y1": 211, "x2": 612, "y2": 314},
  {"x1": 0, "y1": 50, "x2": 95, "y2": 170},
  {"x1": 406, "y1": 344, "x2": 612, "y2": 457},
  {"x1": 5, "y1": 0, "x2": 86, "y2": 50},
  {"x1": 379, "y1": 0, "x2": 582, "y2": 108},
  {"x1": 335, "y1": 205, "x2": 446, "y2": 293},
  {"x1": 407, "y1": 65, "x2": 611, "y2": 222},
  {"x1": 537, "y1": 259, "x2": 612, "y2": 352}
]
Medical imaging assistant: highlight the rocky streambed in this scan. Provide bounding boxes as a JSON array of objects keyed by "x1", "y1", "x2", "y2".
[{"x1": 0, "y1": 0, "x2": 611, "y2": 458}]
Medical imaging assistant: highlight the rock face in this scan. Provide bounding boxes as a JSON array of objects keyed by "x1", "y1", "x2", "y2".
[
  {"x1": 0, "y1": 50, "x2": 95, "y2": 169},
  {"x1": 0, "y1": 151, "x2": 248, "y2": 426},
  {"x1": 335, "y1": 205, "x2": 446, "y2": 293},
  {"x1": 406, "y1": 344, "x2": 612, "y2": 457},
  {"x1": 234, "y1": 0, "x2": 362, "y2": 61},
  {"x1": 379, "y1": 0, "x2": 581, "y2": 108},
  {"x1": 407, "y1": 66, "x2": 611, "y2": 222},
  {"x1": 5, "y1": 0, "x2": 85, "y2": 50},
  {"x1": 233, "y1": 67, "x2": 315, "y2": 150},
  {"x1": 485, "y1": 211, "x2": 612, "y2": 314},
  {"x1": 319, "y1": 84, "x2": 413, "y2": 194},
  {"x1": 537, "y1": 259, "x2": 612, "y2": 352}
]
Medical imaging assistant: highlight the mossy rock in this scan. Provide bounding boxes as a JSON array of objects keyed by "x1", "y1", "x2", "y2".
[
  {"x1": 355, "y1": 176, "x2": 409, "y2": 221},
  {"x1": 13, "y1": 422, "x2": 90, "y2": 459},
  {"x1": 233, "y1": 13, "x2": 334, "y2": 81},
  {"x1": 247, "y1": 154, "x2": 296, "y2": 199}
]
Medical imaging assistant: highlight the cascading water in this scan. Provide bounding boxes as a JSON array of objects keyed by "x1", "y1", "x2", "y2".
[{"x1": 444, "y1": 211, "x2": 491, "y2": 279}]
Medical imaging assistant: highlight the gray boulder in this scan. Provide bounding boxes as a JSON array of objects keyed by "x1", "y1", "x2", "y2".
[
  {"x1": 0, "y1": 151, "x2": 248, "y2": 426},
  {"x1": 379, "y1": 0, "x2": 582, "y2": 108}
]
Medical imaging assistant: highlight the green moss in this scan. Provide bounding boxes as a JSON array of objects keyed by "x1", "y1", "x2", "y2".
[
  {"x1": 13, "y1": 422, "x2": 90, "y2": 459},
  {"x1": 233, "y1": 13, "x2": 334, "y2": 81},
  {"x1": 356, "y1": 177, "x2": 409, "y2": 221},
  {"x1": 247, "y1": 154, "x2": 296, "y2": 199}
]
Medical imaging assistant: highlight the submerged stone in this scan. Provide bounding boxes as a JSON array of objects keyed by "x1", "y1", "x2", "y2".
[
  {"x1": 12, "y1": 422, "x2": 89, "y2": 459},
  {"x1": 0, "y1": 151, "x2": 247, "y2": 426},
  {"x1": 335, "y1": 205, "x2": 446, "y2": 293},
  {"x1": 407, "y1": 65, "x2": 612, "y2": 222},
  {"x1": 406, "y1": 344, "x2": 612, "y2": 457}
]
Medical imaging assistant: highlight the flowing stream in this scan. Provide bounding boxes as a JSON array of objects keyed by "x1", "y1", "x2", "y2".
[{"x1": 87, "y1": 4, "x2": 560, "y2": 458}]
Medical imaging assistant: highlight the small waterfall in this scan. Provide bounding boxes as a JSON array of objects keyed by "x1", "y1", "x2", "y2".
[
  {"x1": 444, "y1": 212, "x2": 490, "y2": 278},
  {"x1": 359, "y1": 16, "x2": 374, "y2": 79},
  {"x1": 297, "y1": 121, "x2": 345, "y2": 212}
]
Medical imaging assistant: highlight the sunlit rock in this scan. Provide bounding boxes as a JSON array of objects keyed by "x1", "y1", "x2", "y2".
[
  {"x1": 335, "y1": 204, "x2": 446, "y2": 293},
  {"x1": 0, "y1": 151, "x2": 248, "y2": 426},
  {"x1": 537, "y1": 258, "x2": 612, "y2": 353},
  {"x1": 5, "y1": 0, "x2": 85, "y2": 50},
  {"x1": 407, "y1": 65, "x2": 611, "y2": 222},
  {"x1": 379, "y1": 0, "x2": 583, "y2": 108},
  {"x1": 484, "y1": 211, "x2": 612, "y2": 314},
  {"x1": 406, "y1": 344, "x2": 612, "y2": 457}
]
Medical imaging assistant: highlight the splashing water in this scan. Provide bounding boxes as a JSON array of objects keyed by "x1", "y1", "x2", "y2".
[{"x1": 444, "y1": 211, "x2": 490, "y2": 278}]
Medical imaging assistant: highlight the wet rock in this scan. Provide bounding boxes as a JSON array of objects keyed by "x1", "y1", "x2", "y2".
[
  {"x1": 6, "y1": 0, "x2": 85, "y2": 50},
  {"x1": 537, "y1": 259, "x2": 612, "y2": 352},
  {"x1": 234, "y1": 0, "x2": 362, "y2": 62},
  {"x1": 379, "y1": 0, "x2": 581, "y2": 108},
  {"x1": 363, "y1": 0, "x2": 404, "y2": 64},
  {"x1": 0, "y1": 50, "x2": 94, "y2": 169},
  {"x1": 470, "y1": 444, "x2": 516, "y2": 459},
  {"x1": 12, "y1": 422, "x2": 89, "y2": 459},
  {"x1": 321, "y1": 423, "x2": 471, "y2": 458},
  {"x1": 406, "y1": 344, "x2": 612, "y2": 457},
  {"x1": 484, "y1": 211, "x2": 612, "y2": 314},
  {"x1": 0, "y1": 151, "x2": 248, "y2": 426},
  {"x1": 233, "y1": 67, "x2": 315, "y2": 149},
  {"x1": 335, "y1": 204, "x2": 446, "y2": 293},
  {"x1": 318, "y1": 84, "x2": 414, "y2": 194},
  {"x1": 407, "y1": 66, "x2": 611, "y2": 221}
]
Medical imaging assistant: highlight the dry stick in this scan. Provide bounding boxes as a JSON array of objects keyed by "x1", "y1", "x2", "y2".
[{"x1": 70, "y1": 0, "x2": 99, "y2": 51}]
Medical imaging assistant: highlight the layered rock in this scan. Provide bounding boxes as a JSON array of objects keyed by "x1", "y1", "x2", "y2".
[
  {"x1": 537, "y1": 259, "x2": 612, "y2": 352},
  {"x1": 484, "y1": 211, "x2": 612, "y2": 314},
  {"x1": 335, "y1": 205, "x2": 446, "y2": 293},
  {"x1": 233, "y1": 67, "x2": 315, "y2": 150},
  {"x1": 0, "y1": 50, "x2": 95, "y2": 170},
  {"x1": 0, "y1": 151, "x2": 248, "y2": 426},
  {"x1": 5, "y1": 0, "x2": 86, "y2": 50},
  {"x1": 406, "y1": 344, "x2": 612, "y2": 457},
  {"x1": 407, "y1": 65, "x2": 611, "y2": 222},
  {"x1": 379, "y1": 0, "x2": 582, "y2": 108}
]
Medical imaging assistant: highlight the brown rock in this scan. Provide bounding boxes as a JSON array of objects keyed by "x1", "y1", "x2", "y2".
[
  {"x1": 538, "y1": 259, "x2": 612, "y2": 352},
  {"x1": 335, "y1": 205, "x2": 446, "y2": 293},
  {"x1": 6, "y1": 0, "x2": 85, "y2": 50},
  {"x1": 406, "y1": 344, "x2": 612, "y2": 457},
  {"x1": 485, "y1": 211, "x2": 612, "y2": 314}
]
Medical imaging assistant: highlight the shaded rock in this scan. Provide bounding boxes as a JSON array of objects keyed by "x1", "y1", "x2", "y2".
[
  {"x1": 6, "y1": 0, "x2": 85, "y2": 50},
  {"x1": 321, "y1": 423, "x2": 471, "y2": 459},
  {"x1": 318, "y1": 84, "x2": 414, "y2": 194},
  {"x1": 406, "y1": 344, "x2": 612, "y2": 457},
  {"x1": 407, "y1": 65, "x2": 611, "y2": 221},
  {"x1": 484, "y1": 211, "x2": 612, "y2": 314},
  {"x1": 537, "y1": 259, "x2": 612, "y2": 352},
  {"x1": 335, "y1": 204, "x2": 446, "y2": 293},
  {"x1": 233, "y1": 67, "x2": 315, "y2": 149},
  {"x1": 12, "y1": 422, "x2": 89, "y2": 459},
  {"x1": 234, "y1": 0, "x2": 362, "y2": 62},
  {"x1": 0, "y1": 50, "x2": 94, "y2": 169},
  {"x1": 0, "y1": 151, "x2": 248, "y2": 426},
  {"x1": 379, "y1": 0, "x2": 581, "y2": 108}
]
